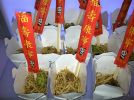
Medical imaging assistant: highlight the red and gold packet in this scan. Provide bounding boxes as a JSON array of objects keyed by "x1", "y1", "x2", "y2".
[
  {"x1": 16, "y1": 12, "x2": 39, "y2": 73},
  {"x1": 76, "y1": 0, "x2": 101, "y2": 62},
  {"x1": 78, "y1": 0, "x2": 89, "y2": 10},
  {"x1": 34, "y1": 0, "x2": 52, "y2": 33},
  {"x1": 78, "y1": 0, "x2": 102, "y2": 36},
  {"x1": 55, "y1": 0, "x2": 65, "y2": 24},
  {"x1": 113, "y1": 0, "x2": 132, "y2": 31},
  {"x1": 114, "y1": 11, "x2": 134, "y2": 68}
]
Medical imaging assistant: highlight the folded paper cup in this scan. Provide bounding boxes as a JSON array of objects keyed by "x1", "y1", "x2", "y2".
[
  {"x1": 93, "y1": 52, "x2": 131, "y2": 94},
  {"x1": 66, "y1": 25, "x2": 81, "y2": 49},
  {"x1": 50, "y1": 54, "x2": 91, "y2": 99},
  {"x1": 12, "y1": 54, "x2": 60, "y2": 99},
  {"x1": 13, "y1": 65, "x2": 47, "y2": 100},
  {"x1": 41, "y1": 26, "x2": 58, "y2": 48},
  {"x1": 107, "y1": 26, "x2": 134, "y2": 54},
  {"x1": 93, "y1": 52, "x2": 117, "y2": 74}
]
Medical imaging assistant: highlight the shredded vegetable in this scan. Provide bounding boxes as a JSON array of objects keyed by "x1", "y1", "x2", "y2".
[
  {"x1": 24, "y1": 70, "x2": 48, "y2": 94},
  {"x1": 54, "y1": 68, "x2": 82, "y2": 95},
  {"x1": 96, "y1": 72, "x2": 119, "y2": 87}
]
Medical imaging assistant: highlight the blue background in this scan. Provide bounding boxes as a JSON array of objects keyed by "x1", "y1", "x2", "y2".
[{"x1": 0, "y1": 0, "x2": 134, "y2": 36}]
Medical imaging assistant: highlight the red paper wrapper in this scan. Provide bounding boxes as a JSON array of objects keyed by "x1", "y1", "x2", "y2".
[
  {"x1": 94, "y1": 13, "x2": 103, "y2": 36},
  {"x1": 16, "y1": 12, "x2": 39, "y2": 73},
  {"x1": 78, "y1": 0, "x2": 101, "y2": 10},
  {"x1": 113, "y1": 0, "x2": 132, "y2": 31},
  {"x1": 78, "y1": 0, "x2": 89, "y2": 9},
  {"x1": 34, "y1": 0, "x2": 51, "y2": 34},
  {"x1": 76, "y1": 1, "x2": 101, "y2": 62},
  {"x1": 34, "y1": 0, "x2": 41, "y2": 10},
  {"x1": 55, "y1": 0, "x2": 65, "y2": 24},
  {"x1": 114, "y1": 11, "x2": 134, "y2": 68},
  {"x1": 78, "y1": 0, "x2": 102, "y2": 36}
]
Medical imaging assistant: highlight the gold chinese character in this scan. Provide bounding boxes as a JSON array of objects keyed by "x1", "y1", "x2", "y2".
[
  {"x1": 42, "y1": 0, "x2": 49, "y2": 4},
  {"x1": 20, "y1": 14, "x2": 28, "y2": 23},
  {"x1": 91, "y1": 0, "x2": 99, "y2": 6},
  {"x1": 24, "y1": 40, "x2": 33, "y2": 48},
  {"x1": 87, "y1": 10, "x2": 96, "y2": 22},
  {"x1": 58, "y1": 0, "x2": 62, "y2": 3},
  {"x1": 123, "y1": 5, "x2": 128, "y2": 10},
  {"x1": 129, "y1": 26, "x2": 134, "y2": 36},
  {"x1": 81, "y1": 36, "x2": 89, "y2": 45},
  {"x1": 21, "y1": 26, "x2": 30, "y2": 37},
  {"x1": 124, "y1": 38, "x2": 134, "y2": 48},
  {"x1": 83, "y1": 25, "x2": 92, "y2": 34},
  {"x1": 28, "y1": 50, "x2": 34, "y2": 58},
  {"x1": 40, "y1": 8, "x2": 46, "y2": 16}
]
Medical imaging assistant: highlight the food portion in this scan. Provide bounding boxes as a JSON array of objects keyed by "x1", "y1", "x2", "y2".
[
  {"x1": 24, "y1": 70, "x2": 48, "y2": 94},
  {"x1": 16, "y1": 46, "x2": 58, "y2": 54},
  {"x1": 41, "y1": 46, "x2": 58, "y2": 54},
  {"x1": 16, "y1": 46, "x2": 77, "y2": 55},
  {"x1": 54, "y1": 68, "x2": 82, "y2": 95},
  {"x1": 96, "y1": 72, "x2": 119, "y2": 87},
  {"x1": 64, "y1": 23, "x2": 75, "y2": 29},
  {"x1": 92, "y1": 44, "x2": 108, "y2": 55},
  {"x1": 41, "y1": 46, "x2": 77, "y2": 55},
  {"x1": 66, "y1": 47, "x2": 77, "y2": 55}
]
